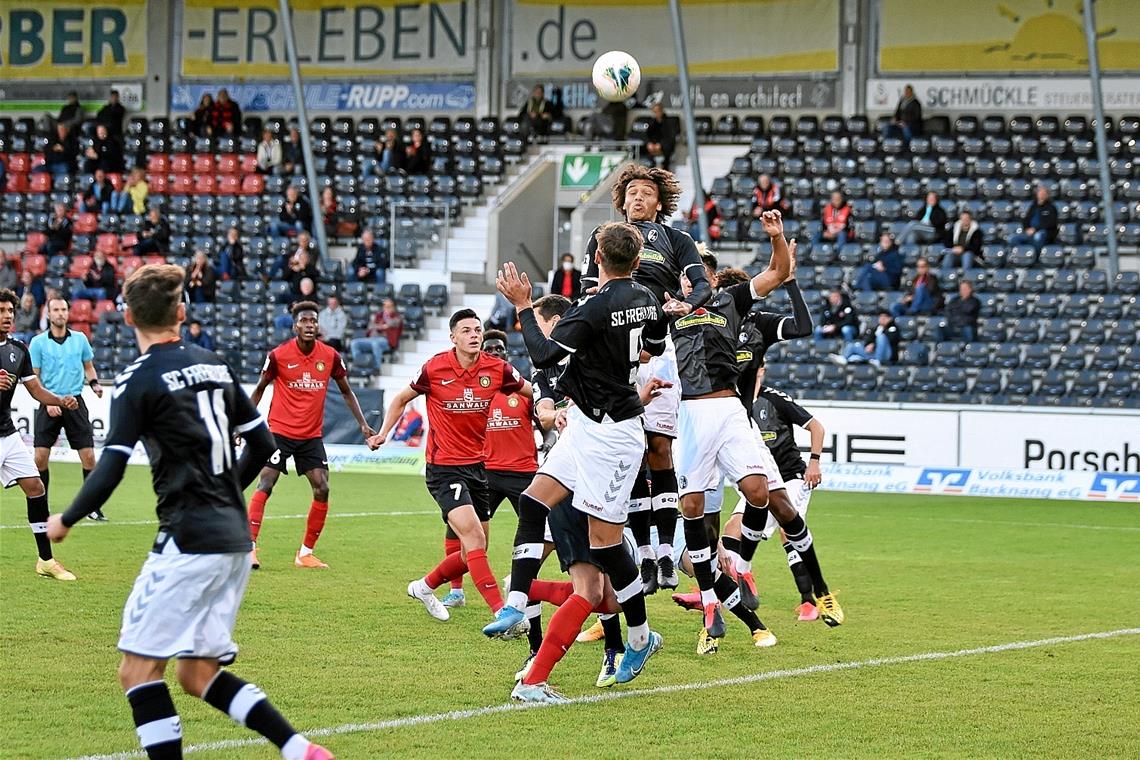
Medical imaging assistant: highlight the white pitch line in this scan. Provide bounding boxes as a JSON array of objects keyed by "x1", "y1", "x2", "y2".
[
  {"x1": 0, "y1": 510, "x2": 436, "y2": 530},
  {"x1": 63, "y1": 627, "x2": 1140, "y2": 760}
]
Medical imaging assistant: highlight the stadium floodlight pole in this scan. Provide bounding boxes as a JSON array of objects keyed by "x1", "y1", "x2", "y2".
[
  {"x1": 279, "y1": 0, "x2": 330, "y2": 267},
  {"x1": 1082, "y1": 0, "x2": 1118, "y2": 279},
  {"x1": 667, "y1": 0, "x2": 709, "y2": 244}
]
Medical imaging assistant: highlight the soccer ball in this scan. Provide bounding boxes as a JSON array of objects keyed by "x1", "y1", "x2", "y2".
[{"x1": 592, "y1": 50, "x2": 641, "y2": 103}]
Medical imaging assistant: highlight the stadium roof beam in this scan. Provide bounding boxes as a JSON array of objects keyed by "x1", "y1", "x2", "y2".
[
  {"x1": 1083, "y1": 0, "x2": 1118, "y2": 279},
  {"x1": 668, "y1": 0, "x2": 709, "y2": 245},
  {"x1": 279, "y1": 0, "x2": 331, "y2": 269}
]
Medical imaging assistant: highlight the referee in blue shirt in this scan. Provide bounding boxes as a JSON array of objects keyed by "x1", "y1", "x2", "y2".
[{"x1": 29, "y1": 297, "x2": 105, "y2": 519}]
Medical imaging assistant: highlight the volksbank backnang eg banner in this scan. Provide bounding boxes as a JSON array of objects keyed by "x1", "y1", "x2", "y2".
[
  {"x1": 0, "y1": 0, "x2": 148, "y2": 80},
  {"x1": 179, "y1": 0, "x2": 475, "y2": 77},
  {"x1": 171, "y1": 82, "x2": 476, "y2": 113}
]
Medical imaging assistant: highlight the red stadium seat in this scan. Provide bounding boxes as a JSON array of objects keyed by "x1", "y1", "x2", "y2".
[
  {"x1": 28, "y1": 172, "x2": 52, "y2": 192},
  {"x1": 106, "y1": 173, "x2": 123, "y2": 191},
  {"x1": 6, "y1": 153, "x2": 29, "y2": 173},
  {"x1": 22, "y1": 251, "x2": 47, "y2": 275},
  {"x1": 5, "y1": 173, "x2": 28, "y2": 192},
  {"x1": 192, "y1": 175, "x2": 217, "y2": 195},
  {"x1": 147, "y1": 154, "x2": 169, "y2": 174},
  {"x1": 96, "y1": 233, "x2": 121, "y2": 255},
  {"x1": 68, "y1": 322, "x2": 92, "y2": 339},
  {"x1": 148, "y1": 174, "x2": 169, "y2": 194},
  {"x1": 67, "y1": 254, "x2": 93, "y2": 279},
  {"x1": 240, "y1": 174, "x2": 265, "y2": 195},
  {"x1": 192, "y1": 155, "x2": 215, "y2": 174},
  {"x1": 94, "y1": 299, "x2": 117, "y2": 319},
  {"x1": 170, "y1": 153, "x2": 192, "y2": 174},
  {"x1": 170, "y1": 174, "x2": 193, "y2": 194},
  {"x1": 29, "y1": 153, "x2": 46, "y2": 170},
  {"x1": 24, "y1": 235, "x2": 47, "y2": 257},
  {"x1": 69, "y1": 299, "x2": 94, "y2": 322},
  {"x1": 143, "y1": 254, "x2": 166, "y2": 267},
  {"x1": 120, "y1": 233, "x2": 139, "y2": 249},
  {"x1": 217, "y1": 155, "x2": 240, "y2": 174},
  {"x1": 239, "y1": 154, "x2": 259, "y2": 173},
  {"x1": 217, "y1": 175, "x2": 240, "y2": 194},
  {"x1": 75, "y1": 213, "x2": 99, "y2": 234}
]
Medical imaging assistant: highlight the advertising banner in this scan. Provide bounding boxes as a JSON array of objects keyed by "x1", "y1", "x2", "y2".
[
  {"x1": 877, "y1": 0, "x2": 1140, "y2": 74},
  {"x1": 866, "y1": 77, "x2": 1140, "y2": 113},
  {"x1": 179, "y1": 0, "x2": 475, "y2": 78},
  {"x1": 509, "y1": 0, "x2": 838, "y2": 78},
  {"x1": 0, "y1": 0, "x2": 148, "y2": 80},
  {"x1": 559, "y1": 153, "x2": 624, "y2": 189},
  {"x1": 170, "y1": 81, "x2": 477, "y2": 113}
]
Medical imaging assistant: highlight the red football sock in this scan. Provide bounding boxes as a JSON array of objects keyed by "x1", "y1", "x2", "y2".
[
  {"x1": 248, "y1": 490, "x2": 269, "y2": 542},
  {"x1": 302, "y1": 500, "x2": 328, "y2": 550},
  {"x1": 445, "y1": 537, "x2": 464, "y2": 590},
  {"x1": 524, "y1": 594, "x2": 593, "y2": 686},
  {"x1": 425, "y1": 552, "x2": 468, "y2": 590},
  {"x1": 465, "y1": 548, "x2": 504, "y2": 613},
  {"x1": 528, "y1": 579, "x2": 573, "y2": 607}
]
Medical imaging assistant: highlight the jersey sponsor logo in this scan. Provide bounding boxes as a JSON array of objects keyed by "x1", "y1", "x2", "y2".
[
  {"x1": 914, "y1": 467, "x2": 971, "y2": 494},
  {"x1": 487, "y1": 408, "x2": 523, "y2": 430},
  {"x1": 610, "y1": 305, "x2": 658, "y2": 326},
  {"x1": 638, "y1": 249, "x2": 666, "y2": 264},
  {"x1": 479, "y1": 375, "x2": 491, "y2": 388},
  {"x1": 736, "y1": 350, "x2": 753, "y2": 363},
  {"x1": 1087, "y1": 472, "x2": 1140, "y2": 501},
  {"x1": 674, "y1": 309, "x2": 728, "y2": 330},
  {"x1": 285, "y1": 371, "x2": 327, "y2": 391},
  {"x1": 760, "y1": 430, "x2": 777, "y2": 442},
  {"x1": 442, "y1": 399, "x2": 492, "y2": 412}
]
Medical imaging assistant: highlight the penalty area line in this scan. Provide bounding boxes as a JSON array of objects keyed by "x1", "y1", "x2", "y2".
[
  {"x1": 0, "y1": 511, "x2": 437, "y2": 530},
  {"x1": 63, "y1": 627, "x2": 1140, "y2": 760}
]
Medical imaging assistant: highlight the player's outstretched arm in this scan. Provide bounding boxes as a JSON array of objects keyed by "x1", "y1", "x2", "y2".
[
  {"x1": 48, "y1": 450, "x2": 129, "y2": 541},
  {"x1": 780, "y1": 247, "x2": 814, "y2": 339},
  {"x1": 748, "y1": 211, "x2": 792, "y2": 299},
  {"x1": 22, "y1": 376, "x2": 78, "y2": 410},
  {"x1": 804, "y1": 417, "x2": 825, "y2": 488},
  {"x1": 369, "y1": 385, "x2": 419, "y2": 449},
  {"x1": 334, "y1": 376, "x2": 376, "y2": 439}
]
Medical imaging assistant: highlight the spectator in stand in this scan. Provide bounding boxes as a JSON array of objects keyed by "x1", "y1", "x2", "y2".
[
  {"x1": 17, "y1": 271, "x2": 47, "y2": 308},
  {"x1": 274, "y1": 278, "x2": 320, "y2": 330},
  {"x1": 55, "y1": 91, "x2": 84, "y2": 131},
  {"x1": 270, "y1": 185, "x2": 312, "y2": 238},
  {"x1": 0, "y1": 256, "x2": 15, "y2": 292},
  {"x1": 549, "y1": 253, "x2": 582, "y2": 300},
  {"x1": 130, "y1": 208, "x2": 170, "y2": 255},
  {"x1": 12, "y1": 292, "x2": 41, "y2": 342},
  {"x1": 548, "y1": 85, "x2": 566, "y2": 126},
  {"x1": 183, "y1": 320, "x2": 215, "y2": 351},
  {"x1": 377, "y1": 298, "x2": 404, "y2": 351},
  {"x1": 115, "y1": 167, "x2": 149, "y2": 216},
  {"x1": 752, "y1": 173, "x2": 790, "y2": 216},
  {"x1": 642, "y1": 103, "x2": 677, "y2": 171},
  {"x1": 882, "y1": 84, "x2": 923, "y2": 142},
  {"x1": 184, "y1": 251, "x2": 217, "y2": 303},
  {"x1": 209, "y1": 88, "x2": 242, "y2": 136},
  {"x1": 854, "y1": 233, "x2": 904, "y2": 291},
  {"x1": 216, "y1": 226, "x2": 246, "y2": 281},
  {"x1": 269, "y1": 230, "x2": 314, "y2": 282},
  {"x1": 351, "y1": 229, "x2": 389, "y2": 285},
  {"x1": 256, "y1": 129, "x2": 282, "y2": 174},
  {"x1": 898, "y1": 191, "x2": 947, "y2": 245},
  {"x1": 942, "y1": 210, "x2": 984, "y2": 272},
  {"x1": 682, "y1": 196, "x2": 720, "y2": 242},
  {"x1": 0, "y1": 156, "x2": 5, "y2": 188},
  {"x1": 814, "y1": 287, "x2": 859, "y2": 342},
  {"x1": 82, "y1": 169, "x2": 115, "y2": 214},
  {"x1": 486, "y1": 291, "x2": 517, "y2": 332},
  {"x1": 320, "y1": 187, "x2": 338, "y2": 232},
  {"x1": 286, "y1": 250, "x2": 319, "y2": 299},
  {"x1": 375, "y1": 128, "x2": 406, "y2": 173},
  {"x1": 833, "y1": 311, "x2": 900, "y2": 366},
  {"x1": 281, "y1": 125, "x2": 304, "y2": 175},
  {"x1": 318, "y1": 296, "x2": 348, "y2": 351},
  {"x1": 43, "y1": 203, "x2": 73, "y2": 255},
  {"x1": 351, "y1": 298, "x2": 402, "y2": 367},
  {"x1": 191, "y1": 93, "x2": 214, "y2": 137},
  {"x1": 74, "y1": 251, "x2": 117, "y2": 301},
  {"x1": 82, "y1": 123, "x2": 125, "y2": 174},
  {"x1": 890, "y1": 257, "x2": 943, "y2": 316},
  {"x1": 582, "y1": 99, "x2": 628, "y2": 141},
  {"x1": 404, "y1": 128, "x2": 431, "y2": 174},
  {"x1": 519, "y1": 85, "x2": 554, "y2": 138},
  {"x1": 932, "y1": 281, "x2": 980, "y2": 343},
  {"x1": 96, "y1": 89, "x2": 127, "y2": 138},
  {"x1": 1009, "y1": 185, "x2": 1059, "y2": 251},
  {"x1": 39, "y1": 123, "x2": 78, "y2": 177},
  {"x1": 814, "y1": 191, "x2": 852, "y2": 248}
]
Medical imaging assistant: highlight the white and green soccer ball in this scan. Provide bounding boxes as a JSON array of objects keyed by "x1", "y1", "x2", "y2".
[{"x1": 592, "y1": 50, "x2": 641, "y2": 103}]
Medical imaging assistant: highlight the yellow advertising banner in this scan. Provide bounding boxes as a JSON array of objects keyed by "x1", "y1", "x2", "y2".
[
  {"x1": 509, "y1": 0, "x2": 839, "y2": 77},
  {"x1": 878, "y1": 0, "x2": 1140, "y2": 73},
  {"x1": 179, "y1": 0, "x2": 476, "y2": 78},
  {"x1": 0, "y1": 0, "x2": 148, "y2": 79}
]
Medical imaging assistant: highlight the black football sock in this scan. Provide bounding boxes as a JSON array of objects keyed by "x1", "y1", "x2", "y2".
[
  {"x1": 779, "y1": 514, "x2": 829, "y2": 597},
  {"x1": 203, "y1": 670, "x2": 307, "y2": 756},
  {"x1": 628, "y1": 470, "x2": 653, "y2": 558},
  {"x1": 27, "y1": 493, "x2": 52, "y2": 561},
  {"x1": 525, "y1": 602, "x2": 544, "y2": 652},
  {"x1": 601, "y1": 613, "x2": 624, "y2": 651},
  {"x1": 507, "y1": 494, "x2": 550, "y2": 611},
  {"x1": 683, "y1": 516, "x2": 716, "y2": 605},
  {"x1": 591, "y1": 542, "x2": 649, "y2": 650},
  {"x1": 126, "y1": 680, "x2": 182, "y2": 759},
  {"x1": 703, "y1": 511, "x2": 721, "y2": 545},
  {"x1": 649, "y1": 469, "x2": 679, "y2": 559},
  {"x1": 82, "y1": 468, "x2": 92, "y2": 481},
  {"x1": 714, "y1": 571, "x2": 766, "y2": 631},
  {"x1": 38, "y1": 468, "x2": 50, "y2": 496},
  {"x1": 738, "y1": 501, "x2": 770, "y2": 564},
  {"x1": 783, "y1": 541, "x2": 816, "y2": 604}
]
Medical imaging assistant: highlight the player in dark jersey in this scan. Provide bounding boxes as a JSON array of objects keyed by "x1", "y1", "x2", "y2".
[
  {"x1": 246, "y1": 301, "x2": 374, "y2": 570},
  {"x1": 582, "y1": 164, "x2": 713, "y2": 594},
  {"x1": 492, "y1": 222, "x2": 668, "y2": 703},
  {"x1": 0, "y1": 288, "x2": 80, "y2": 581},
  {"x1": 369, "y1": 309, "x2": 528, "y2": 626},
  {"x1": 46, "y1": 265, "x2": 333, "y2": 760},
  {"x1": 670, "y1": 212, "x2": 790, "y2": 650}
]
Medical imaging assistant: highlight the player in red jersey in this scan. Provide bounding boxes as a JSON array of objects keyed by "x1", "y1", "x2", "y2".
[
  {"x1": 246, "y1": 301, "x2": 375, "y2": 569},
  {"x1": 439, "y1": 330, "x2": 538, "y2": 610},
  {"x1": 368, "y1": 309, "x2": 530, "y2": 628}
]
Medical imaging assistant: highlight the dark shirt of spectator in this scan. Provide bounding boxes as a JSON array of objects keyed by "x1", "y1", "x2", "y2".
[
  {"x1": 217, "y1": 227, "x2": 246, "y2": 280},
  {"x1": 404, "y1": 129, "x2": 431, "y2": 174},
  {"x1": 56, "y1": 92, "x2": 83, "y2": 130},
  {"x1": 376, "y1": 129, "x2": 406, "y2": 173},
  {"x1": 192, "y1": 93, "x2": 214, "y2": 137},
  {"x1": 278, "y1": 186, "x2": 313, "y2": 233},
  {"x1": 945, "y1": 212, "x2": 984, "y2": 257},
  {"x1": 134, "y1": 209, "x2": 171, "y2": 254},
  {"x1": 549, "y1": 253, "x2": 582, "y2": 300},
  {"x1": 42, "y1": 123, "x2": 78, "y2": 174},
  {"x1": 96, "y1": 90, "x2": 127, "y2": 138},
  {"x1": 282, "y1": 126, "x2": 305, "y2": 174},
  {"x1": 85, "y1": 252, "x2": 118, "y2": 299},
  {"x1": 945, "y1": 281, "x2": 980, "y2": 331},
  {"x1": 44, "y1": 204, "x2": 73, "y2": 254},
  {"x1": 17, "y1": 271, "x2": 47, "y2": 308},
  {"x1": 855, "y1": 233, "x2": 904, "y2": 291},
  {"x1": 184, "y1": 321, "x2": 216, "y2": 351},
  {"x1": 185, "y1": 252, "x2": 218, "y2": 303},
  {"x1": 882, "y1": 84, "x2": 923, "y2": 141},
  {"x1": 83, "y1": 124, "x2": 125, "y2": 174},
  {"x1": 209, "y1": 88, "x2": 242, "y2": 136},
  {"x1": 352, "y1": 229, "x2": 390, "y2": 282},
  {"x1": 818, "y1": 288, "x2": 859, "y2": 334},
  {"x1": 643, "y1": 104, "x2": 676, "y2": 171},
  {"x1": 519, "y1": 85, "x2": 554, "y2": 137},
  {"x1": 1010, "y1": 185, "x2": 1059, "y2": 249}
]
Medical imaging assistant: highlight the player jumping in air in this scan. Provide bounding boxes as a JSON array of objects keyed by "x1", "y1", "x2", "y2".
[
  {"x1": 368, "y1": 310, "x2": 530, "y2": 626},
  {"x1": 0, "y1": 288, "x2": 80, "y2": 581},
  {"x1": 246, "y1": 301, "x2": 374, "y2": 570},
  {"x1": 47, "y1": 265, "x2": 333, "y2": 760},
  {"x1": 582, "y1": 164, "x2": 712, "y2": 595}
]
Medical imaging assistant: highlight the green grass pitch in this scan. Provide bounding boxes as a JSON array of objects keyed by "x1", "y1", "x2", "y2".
[{"x1": 2, "y1": 465, "x2": 1138, "y2": 759}]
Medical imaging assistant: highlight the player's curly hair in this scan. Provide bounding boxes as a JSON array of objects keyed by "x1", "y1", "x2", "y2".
[
  {"x1": 483, "y1": 329, "x2": 507, "y2": 346},
  {"x1": 611, "y1": 163, "x2": 681, "y2": 223},
  {"x1": 0, "y1": 288, "x2": 17, "y2": 308},
  {"x1": 715, "y1": 267, "x2": 750, "y2": 288},
  {"x1": 291, "y1": 300, "x2": 320, "y2": 319}
]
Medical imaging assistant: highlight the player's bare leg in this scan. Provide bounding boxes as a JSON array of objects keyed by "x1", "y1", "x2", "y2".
[
  {"x1": 18, "y1": 475, "x2": 75, "y2": 580},
  {"x1": 247, "y1": 467, "x2": 282, "y2": 569},
  {"x1": 646, "y1": 434, "x2": 680, "y2": 590},
  {"x1": 118, "y1": 654, "x2": 332, "y2": 759},
  {"x1": 411, "y1": 504, "x2": 506, "y2": 622},
  {"x1": 294, "y1": 468, "x2": 331, "y2": 568}
]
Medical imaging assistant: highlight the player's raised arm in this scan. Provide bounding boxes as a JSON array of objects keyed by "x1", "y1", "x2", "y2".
[
  {"x1": 780, "y1": 241, "x2": 814, "y2": 339},
  {"x1": 676, "y1": 231, "x2": 713, "y2": 312},
  {"x1": 369, "y1": 385, "x2": 420, "y2": 449},
  {"x1": 581, "y1": 231, "x2": 600, "y2": 293},
  {"x1": 497, "y1": 263, "x2": 574, "y2": 368},
  {"x1": 747, "y1": 211, "x2": 792, "y2": 300}
]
